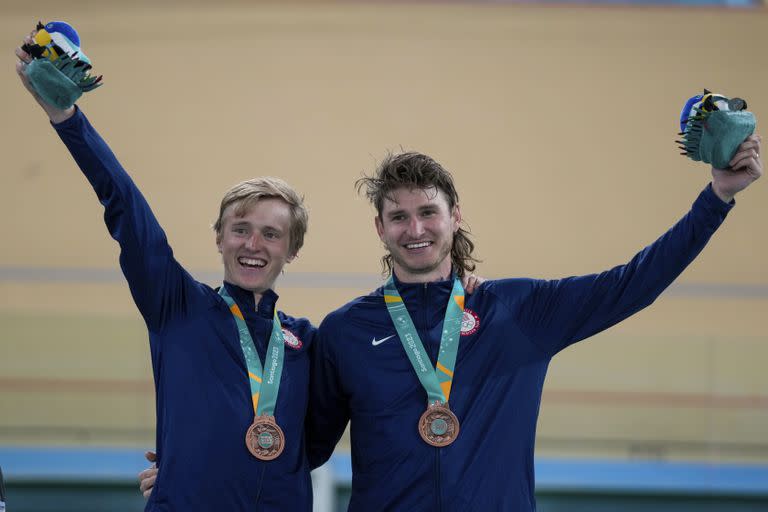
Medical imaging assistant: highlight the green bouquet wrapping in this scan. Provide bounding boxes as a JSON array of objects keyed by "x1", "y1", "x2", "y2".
[
  {"x1": 22, "y1": 21, "x2": 102, "y2": 110},
  {"x1": 677, "y1": 90, "x2": 755, "y2": 170}
]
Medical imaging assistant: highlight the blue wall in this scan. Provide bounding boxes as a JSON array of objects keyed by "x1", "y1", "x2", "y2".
[{"x1": 2, "y1": 447, "x2": 767, "y2": 511}]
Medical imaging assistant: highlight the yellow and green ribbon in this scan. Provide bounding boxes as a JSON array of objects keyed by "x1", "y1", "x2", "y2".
[
  {"x1": 219, "y1": 286, "x2": 285, "y2": 417},
  {"x1": 383, "y1": 277, "x2": 464, "y2": 405}
]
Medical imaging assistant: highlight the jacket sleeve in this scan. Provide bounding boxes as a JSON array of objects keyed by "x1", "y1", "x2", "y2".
[
  {"x1": 52, "y1": 107, "x2": 199, "y2": 332},
  {"x1": 505, "y1": 184, "x2": 733, "y2": 357},
  {"x1": 306, "y1": 318, "x2": 350, "y2": 470}
]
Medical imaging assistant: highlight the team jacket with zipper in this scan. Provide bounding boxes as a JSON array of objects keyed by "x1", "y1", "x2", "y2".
[
  {"x1": 53, "y1": 107, "x2": 316, "y2": 511},
  {"x1": 308, "y1": 184, "x2": 732, "y2": 511}
]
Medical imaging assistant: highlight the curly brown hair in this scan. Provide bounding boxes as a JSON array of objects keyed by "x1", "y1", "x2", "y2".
[{"x1": 356, "y1": 151, "x2": 479, "y2": 278}]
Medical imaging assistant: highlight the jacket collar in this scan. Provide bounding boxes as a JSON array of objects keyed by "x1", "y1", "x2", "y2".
[
  {"x1": 222, "y1": 281, "x2": 279, "y2": 321},
  {"x1": 391, "y1": 269, "x2": 457, "y2": 293},
  {"x1": 388, "y1": 270, "x2": 457, "y2": 330}
]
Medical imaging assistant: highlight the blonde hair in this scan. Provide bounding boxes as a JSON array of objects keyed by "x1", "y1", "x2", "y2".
[{"x1": 214, "y1": 177, "x2": 308, "y2": 257}]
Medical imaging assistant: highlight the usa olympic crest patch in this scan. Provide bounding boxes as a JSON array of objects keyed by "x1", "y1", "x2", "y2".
[
  {"x1": 281, "y1": 328, "x2": 303, "y2": 350},
  {"x1": 460, "y1": 309, "x2": 480, "y2": 336}
]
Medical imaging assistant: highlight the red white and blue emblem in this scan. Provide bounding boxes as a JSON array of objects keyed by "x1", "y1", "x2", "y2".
[
  {"x1": 460, "y1": 309, "x2": 480, "y2": 336},
  {"x1": 281, "y1": 328, "x2": 303, "y2": 350}
]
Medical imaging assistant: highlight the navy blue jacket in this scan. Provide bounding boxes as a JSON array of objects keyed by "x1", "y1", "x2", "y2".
[
  {"x1": 54, "y1": 108, "x2": 315, "y2": 511},
  {"x1": 308, "y1": 185, "x2": 732, "y2": 511}
]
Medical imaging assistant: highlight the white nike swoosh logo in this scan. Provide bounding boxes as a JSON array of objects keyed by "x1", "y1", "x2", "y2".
[{"x1": 371, "y1": 335, "x2": 396, "y2": 346}]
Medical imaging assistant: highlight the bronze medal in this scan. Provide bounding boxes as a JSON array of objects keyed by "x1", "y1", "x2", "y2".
[
  {"x1": 245, "y1": 415, "x2": 285, "y2": 460},
  {"x1": 418, "y1": 402, "x2": 460, "y2": 447}
]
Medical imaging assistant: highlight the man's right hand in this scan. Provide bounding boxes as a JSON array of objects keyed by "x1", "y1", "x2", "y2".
[
  {"x1": 14, "y1": 30, "x2": 75, "y2": 124},
  {"x1": 711, "y1": 134, "x2": 762, "y2": 203},
  {"x1": 138, "y1": 450, "x2": 158, "y2": 499}
]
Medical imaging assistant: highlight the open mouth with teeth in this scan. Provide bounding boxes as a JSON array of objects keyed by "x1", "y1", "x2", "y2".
[
  {"x1": 404, "y1": 241, "x2": 433, "y2": 251},
  {"x1": 238, "y1": 256, "x2": 267, "y2": 269}
]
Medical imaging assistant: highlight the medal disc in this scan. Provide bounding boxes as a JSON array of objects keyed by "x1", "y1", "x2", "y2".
[
  {"x1": 245, "y1": 415, "x2": 285, "y2": 460},
  {"x1": 418, "y1": 402, "x2": 460, "y2": 447}
]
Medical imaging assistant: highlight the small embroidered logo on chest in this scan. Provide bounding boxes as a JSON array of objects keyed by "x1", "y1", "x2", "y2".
[
  {"x1": 282, "y1": 328, "x2": 303, "y2": 350},
  {"x1": 460, "y1": 309, "x2": 480, "y2": 336}
]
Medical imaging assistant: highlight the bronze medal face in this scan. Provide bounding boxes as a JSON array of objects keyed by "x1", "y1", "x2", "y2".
[
  {"x1": 245, "y1": 415, "x2": 285, "y2": 460},
  {"x1": 418, "y1": 402, "x2": 460, "y2": 447}
]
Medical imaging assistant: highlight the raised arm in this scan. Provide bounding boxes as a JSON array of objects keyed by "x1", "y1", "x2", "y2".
[
  {"x1": 15, "y1": 32, "x2": 196, "y2": 331},
  {"x1": 494, "y1": 137, "x2": 761, "y2": 358}
]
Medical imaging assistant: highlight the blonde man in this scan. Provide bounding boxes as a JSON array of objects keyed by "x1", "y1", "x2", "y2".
[{"x1": 16, "y1": 37, "x2": 316, "y2": 510}]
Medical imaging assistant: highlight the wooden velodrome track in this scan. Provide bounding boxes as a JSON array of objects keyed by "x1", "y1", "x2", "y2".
[{"x1": 1, "y1": 0, "x2": 766, "y2": 465}]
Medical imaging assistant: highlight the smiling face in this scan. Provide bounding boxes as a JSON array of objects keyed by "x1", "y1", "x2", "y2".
[
  {"x1": 375, "y1": 186, "x2": 461, "y2": 283},
  {"x1": 217, "y1": 197, "x2": 295, "y2": 300}
]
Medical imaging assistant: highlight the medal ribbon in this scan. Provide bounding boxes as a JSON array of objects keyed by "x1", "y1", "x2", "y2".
[
  {"x1": 383, "y1": 276, "x2": 464, "y2": 404},
  {"x1": 219, "y1": 286, "x2": 285, "y2": 417}
]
